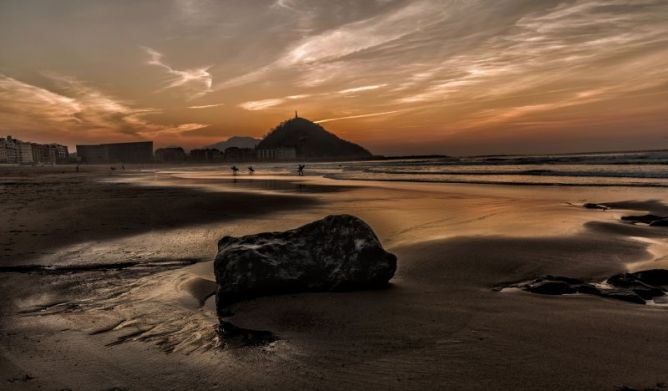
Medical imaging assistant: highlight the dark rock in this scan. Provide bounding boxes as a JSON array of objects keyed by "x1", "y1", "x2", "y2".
[
  {"x1": 583, "y1": 203, "x2": 609, "y2": 210},
  {"x1": 607, "y1": 273, "x2": 664, "y2": 300},
  {"x1": 650, "y1": 218, "x2": 668, "y2": 227},
  {"x1": 628, "y1": 269, "x2": 668, "y2": 287},
  {"x1": 621, "y1": 214, "x2": 666, "y2": 224},
  {"x1": 508, "y1": 271, "x2": 668, "y2": 305},
  {"x1": 526, "y1": 280, "x2": 577, "y2": 295},
  {"x1": 630, "y1": 285, "x2": 663, "y2": 300},
  {"x1": 575, "y1": 283, "x2": 601, "y2": 295},
  {"x1": 596, "y1": 289, "x2": 646, "y2": 304},
  {"x1": 217, "y1": 321, "x2": 276, "y2": 348},
  {"x1": 520, "y1": 276, "x2": 584, "y2": 295},
  {"x1": 214, "y1": 215, "x2": 397, "y2": 312}
]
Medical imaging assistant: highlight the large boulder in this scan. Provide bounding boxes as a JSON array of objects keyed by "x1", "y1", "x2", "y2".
[{"x1": 214, "y1": 215, "x2": 397, "y2": 313}]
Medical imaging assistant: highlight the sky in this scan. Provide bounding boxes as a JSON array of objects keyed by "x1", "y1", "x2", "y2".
[{"x1": 0, "y1": 0, "x2": 667, "y2": 156}]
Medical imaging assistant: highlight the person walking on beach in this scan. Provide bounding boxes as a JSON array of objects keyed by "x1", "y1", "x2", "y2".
[
  {"x1": 248, "y1": 166, "x2": 255, "y2": 175},
  {"x1": 297, "y1": 164, "x2": 305, "y2": 176},
  {"x1": 231, "y1": 165, "x2": 239, "y2": 176}
]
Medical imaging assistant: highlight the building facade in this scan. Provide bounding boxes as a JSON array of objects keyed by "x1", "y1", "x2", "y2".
[
  {"x1": 17, "y1": 140, "x2": 33, "y2": 164},
  {"x1": 51, "y1": 144, "x2": 69, "y2": 163},
  {"x1": 0, "y1": 136, "x2": 69, "y2": 164},
  {"x1": 256, "y1": 147, "x2": 297, "y2": 161},
  {"x1": 77, "y1": 141, "x2": 153, "y2": 164},
  {"x1": 31, "y1": 143, "x2": 54, "y2": 164},
  {"x1": 0, "y1": 137, "x2": 15, "y2": 163},
  {"x1": 155, "y1": 147, "x2": 186, "y2": 163},
  {"x1": 0, "y1": 136, "x2": 33, "y2": 164},
  {"x1": 223, "y1": 147, "x2": 256, "y2": 162},
  {"x1": 0, "y1": 142, "x2": 7, "y2": 163},
  {"x1": 190, "y1": 148, "x2": 223, "y2": 162}
]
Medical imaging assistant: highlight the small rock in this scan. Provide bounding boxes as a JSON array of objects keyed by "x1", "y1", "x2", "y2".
[
  {"x1": 629, "y1": 269, "x2": 668, "y2": 287},
  {"x1": 583, "y1": 203, "x2": 609, "y2": 210},
  {"x1": 596, "y1": 289, "x2": 646, "y2": 305},
  {"x1": 650, "y1": 218, "x2": 668, "y2": 227},
  {"x1": 527, "y1": 280, "x2": 577, "y2": 295},
  {"x1": 607, "y1": 273, "x2": 664, "y2": 300},
  {"x1": 621, "y1": 214, "x2": 666, "y2": 225}
]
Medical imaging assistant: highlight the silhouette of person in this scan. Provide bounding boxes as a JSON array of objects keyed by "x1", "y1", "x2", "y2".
[
  {"x1": 231, "y1": 165, "x2": 239, "y2": 176},
  {"x1": 297, "y1": 164, "x2": 305, "y2": 176},
  {"x1": 75, "y1": 165, "x2": 80, "y2": 173},
  {"x1": 248, "y1": 166, "x2": 255, "y2": 175}
]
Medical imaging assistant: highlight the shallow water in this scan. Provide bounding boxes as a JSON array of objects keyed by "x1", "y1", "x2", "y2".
[
  {"x1": 5, "y1": 163, "x2": 668, "y2": 390},
  {"x1": 116, "y1": 150, "x2": 668, "y2": 188}
]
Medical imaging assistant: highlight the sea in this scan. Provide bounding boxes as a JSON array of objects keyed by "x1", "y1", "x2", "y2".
[{"x1": 215, "y1": 150, "x2": 668, "y2": 188}]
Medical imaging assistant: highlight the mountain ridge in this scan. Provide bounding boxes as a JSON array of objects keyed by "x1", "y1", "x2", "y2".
[
  {"x1": 208, "y1": 136, "x2": 260, "y2": 151},
  {"x1": 256, "y1": 117, "x2": 372, "y2": 160}
]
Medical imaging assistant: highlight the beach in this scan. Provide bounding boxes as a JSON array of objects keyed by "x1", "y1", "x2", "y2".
[{"x1": 2, "y1": 165, "x2": 668, "y2": 390}]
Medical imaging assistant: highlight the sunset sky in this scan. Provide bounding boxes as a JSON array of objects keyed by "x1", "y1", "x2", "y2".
[{"x1": 1, "y1": 0, "x2": 667, "y2": 155}]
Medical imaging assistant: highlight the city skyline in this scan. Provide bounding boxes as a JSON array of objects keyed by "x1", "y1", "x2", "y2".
[{"x1": 1, "y1": 0, "x2": 668, "y2": 156}]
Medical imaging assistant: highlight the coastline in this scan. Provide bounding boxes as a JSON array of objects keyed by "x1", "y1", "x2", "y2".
[{"x1": 2, "y1": 166, "x2": 668, "y2": 390}]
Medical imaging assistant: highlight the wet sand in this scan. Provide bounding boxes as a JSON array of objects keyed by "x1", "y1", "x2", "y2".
[{"x1": 2, "y1": 166, "x2": 668, "y2": 390}]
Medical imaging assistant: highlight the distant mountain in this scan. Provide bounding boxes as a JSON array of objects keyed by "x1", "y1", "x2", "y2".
[
  {"x1": 208, "y1": 136, "x2": 260, "y2": 151},
  {"x1": 256, "y1": 116, "x2": 372, "y2": 160}
]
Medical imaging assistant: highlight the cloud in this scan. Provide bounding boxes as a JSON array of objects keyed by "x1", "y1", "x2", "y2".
[
  {"x1": 338, "y1": 84, "x2": 387, "y2": 94},
  {"x1": 238, "y1": 94, "x2": 311, "y2": 111},
  {"x1": 315, "y1": 110, "x2": 403, "y2": 124},
  {"x1": 3, "y1": 0, "x2": 668, "y2": 153},
  {"x1": 272, "y1": 0, "x2": 298, "y2": 11},
  {"x1": 0, "y1": 73, "x2": 208, "y2": 140},
  {"x1": 0, "y1": 74, "x2": 82, "y2": 127},
  {"x1": 217, "y1": 0, "x2": 449, "y2": 89},
  {"x1": 388, "y1": 0, "x2": 668, "y2": 125},
  {"x1": 239, "y1": 98, "x2": 286, "y2": 111},
  {"x1": 143, "y1": 47, "x2": 212, "y2": 99},
  {"x1": 186, "y1": 102, "x2": 225, "y2": 109}
]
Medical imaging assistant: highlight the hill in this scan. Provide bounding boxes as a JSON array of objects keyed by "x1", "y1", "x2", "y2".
[
  {"x1": 256, "y1": 116, "x2": 372, "y2": 160},
  {"x1": 208, "y1": 136, "x2": 260, "y2": 151}
]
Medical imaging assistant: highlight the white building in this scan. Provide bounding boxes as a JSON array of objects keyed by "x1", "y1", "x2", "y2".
[
  {"x1": 0, "y1": 136, "x2": 18, "y2": 164},
  {"x1": 0, "y1": 136, "x2": 69, "y2": 164},
  {"x1": 17, "y1": 141, "x2": 33, "y2": 164},
  {"x1": 0, "y1": 143, "x2": 7, "y2": 163}
]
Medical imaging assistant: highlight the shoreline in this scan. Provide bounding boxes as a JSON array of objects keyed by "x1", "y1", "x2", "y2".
[{"x1": 2, "y1": 167, "x2": 668, "y2": 390}]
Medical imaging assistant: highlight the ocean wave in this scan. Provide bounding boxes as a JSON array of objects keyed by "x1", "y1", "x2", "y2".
[
  {"x1": 361, "y1": 167, "x2": 668, "y2": 179},
  {"x1": 323, "y1": 173, "x2": 668, "y2": 188}
]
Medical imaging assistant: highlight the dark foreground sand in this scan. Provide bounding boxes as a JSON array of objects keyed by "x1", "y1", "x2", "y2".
[{"x1": 2, "y1": 166, "x2": 668, "y2": 390}]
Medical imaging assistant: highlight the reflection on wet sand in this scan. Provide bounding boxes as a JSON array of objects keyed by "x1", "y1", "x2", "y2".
[{"x1": 3, "y1": 167, "x2": 668, "y2": 390}]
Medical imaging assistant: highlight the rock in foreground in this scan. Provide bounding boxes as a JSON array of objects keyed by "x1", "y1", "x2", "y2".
[{"x1": 214, "y1": 215, "x2": 397, "y2": 313}]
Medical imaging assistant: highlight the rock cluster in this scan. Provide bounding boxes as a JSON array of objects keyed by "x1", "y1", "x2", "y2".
[
  {"x1": 581, "y1": 201, "x2": 668, "y2": 226},
  {"x1": 510, "y1": 269, "x2": 668, "y2": 304}
]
